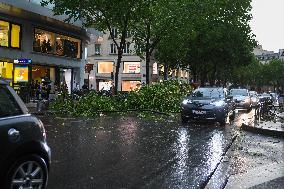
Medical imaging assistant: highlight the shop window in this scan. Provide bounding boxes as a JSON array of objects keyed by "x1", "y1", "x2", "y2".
[
  {"x1": 98, "y1": 81, "x2": 112, "y2": 91},
  {"x1": 55, "y1": 34, "x2": 81, "y2": 58},
  {"x1": 122, "y1": 80, "x2": 141, "y2": 91},
  {"x1": 33, "y1": 28, "x2": 81, "y2": 59},
  {"x1": 97, "y1": 61, "x2": 113, "y2": 73},
  {"x1": 11, "y1": 24, "x2": 21, "y2": 48},
  {"x1": 33, "y1": 29, "x2": 54, "y2": 53},
  {"x1": 14, "y1": 65, "x2": 29, "y2": 83},
  {"x1": 123, "y1": 62, "x2": 140, "y2": 74},
  {"x1": 0, "y1": 62, "x2": 13, "y2": 79},
  {"x1": 153, "y1": 62, "x2": 158, "y2": 75},
  {"x1": 0, "y1": 21, "x2": 9, "y2": 47}
]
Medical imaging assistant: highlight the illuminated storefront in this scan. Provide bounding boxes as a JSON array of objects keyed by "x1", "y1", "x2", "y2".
[
  {"x1": 0, "y1": 61, "x2": 13, "y2": 83},
  {"x1": 123, "y1": 62, "x2": 140, "y2": 74},
  {"x1": 122, "y1": 80, "x2": 141, "y2": 91},
  {"x1": 97, "y1": 61, "x2": 113, "y2": 73},
  {"x1": 33, "y1": 28, "x2": 81, "y2": 59}
]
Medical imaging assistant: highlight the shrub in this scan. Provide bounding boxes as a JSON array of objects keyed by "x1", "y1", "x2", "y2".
[{"x1": 50, "y1": 80, "x2": 192, "y2": 116}]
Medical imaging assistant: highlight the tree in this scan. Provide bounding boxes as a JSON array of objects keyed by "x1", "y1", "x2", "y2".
[
  {"x1": 41, "y1": 0, "x2": 143, "y2": 94},
  {"x1": 181, "y1": 0, "x2": 256, "y2": 86},
  {"x1": 131, "y1": 0, "x2": 191, "y2": 84}
]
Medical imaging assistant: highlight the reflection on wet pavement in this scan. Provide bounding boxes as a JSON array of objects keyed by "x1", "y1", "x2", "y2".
[{"x1": 40, "y1": 114, "x2": 242, "y2": 189}]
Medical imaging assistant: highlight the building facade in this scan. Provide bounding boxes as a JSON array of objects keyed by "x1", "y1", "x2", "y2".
[
  {"x1": 86, "y1": 28, "x2": 189, "y2": 92},
  {"x1": 253, "y1": 45, "x2": 279, "y2": 63},
  {"x1": 0, "y1": 0, "x2": 87, "y2": 97}
]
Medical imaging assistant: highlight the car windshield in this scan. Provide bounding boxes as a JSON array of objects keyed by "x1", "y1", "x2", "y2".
[
  {"x1": 191, "y1": 88, "x2": 224, "y2": 98},
  {"x1": 230, "y1": 89, "x2": 248, "y2": 96},
  {"x1": 249, "y1": 91, "x2": 257, "y2": 97}
]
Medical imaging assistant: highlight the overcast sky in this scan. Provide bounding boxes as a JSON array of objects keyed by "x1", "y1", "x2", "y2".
[{"x1": 250, "y1": 0, "x2": 284, "y2": 52}]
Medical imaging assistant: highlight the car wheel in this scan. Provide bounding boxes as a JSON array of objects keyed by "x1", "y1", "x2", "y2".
[
  {"x1": 181, "y1": 115, "x2": 189, "y2": 123},
  {"x1": 5, "y1": 154, "x2": 48, "y2": 189}
]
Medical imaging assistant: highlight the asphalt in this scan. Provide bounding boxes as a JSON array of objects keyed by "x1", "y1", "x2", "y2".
[
  {"x1": 41, "y1": 115, "x2": 238, "y2": 189},
  {"x1": 26, "y1": 102, "x2": 284, "y2": 189}
]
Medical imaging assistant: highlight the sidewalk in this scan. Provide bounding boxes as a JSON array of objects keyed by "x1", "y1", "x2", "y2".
[
  {"x1": 206, "y1": 110, "x2": 284, "y2": 189},
  {"x1": 25, "y1": 100, "x2": 49, "y2": 114},
  {"x1": 241, "y1": 111, "x2": 284, "y2": 137}
]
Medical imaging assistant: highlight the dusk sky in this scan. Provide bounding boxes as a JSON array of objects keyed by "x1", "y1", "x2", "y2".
[{"x1": 250, "y1": 0, "x2": 284, "y2": 52}]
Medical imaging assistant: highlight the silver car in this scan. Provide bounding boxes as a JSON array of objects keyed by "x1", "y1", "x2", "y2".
[{"x1": 230, "y1": 89, "x2": 252, "y2": 111}]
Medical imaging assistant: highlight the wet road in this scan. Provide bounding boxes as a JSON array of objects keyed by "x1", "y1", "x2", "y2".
[{"x1": 41, "y1": 112, "x2": 249, "y2": 189}]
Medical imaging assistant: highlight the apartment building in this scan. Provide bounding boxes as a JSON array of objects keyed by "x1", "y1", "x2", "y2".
[{"x1": 86, "y1": 28, "x2": 189, "y2": 91}]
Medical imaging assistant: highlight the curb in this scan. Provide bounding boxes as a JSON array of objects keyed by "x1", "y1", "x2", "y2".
[
  {"x1": 241, "y1": 123, "x2": 284, "y2": 138},
  {"x1": 29, "y1": 109, "x2": 176, "y2": 117},
  {"x1": 203, "y1": 134, "x2": 238, "y2": 189}
]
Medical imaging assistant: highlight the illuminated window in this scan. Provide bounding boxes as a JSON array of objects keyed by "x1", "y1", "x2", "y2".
[
  {"x1": 122, "y1": 80, "x2": 141, "y2": 91},
  {"x1": 123, "y1": 62, "x2": 140, "y2": 73},
  {"x1": 97, "y1": 61, "x2": 113, "y2": 73},
  {"x1": 0, "y1": 62, "x2": 13, "y2": 79},
  {"x1": 11, "y1": 24, "x2": 21, "y2": 48},
  {"x1": 33, "y1": 29, "x2": 54, "y2": 53},
  {"x1": 14, "y1": 65, "x2": 29, "y2": 83},
  {"x1": 34, "y1": 28, "x2": 82, "y2": 58},
  {"x1": 0, "y1": 21, "x2": 9, "y2": 47},
  {"x1": 0, "y1": 20, "x2": 21, "y2": 48},
  {"x1": 55, "y1": 34, "x2": 81, "y2": 58}
]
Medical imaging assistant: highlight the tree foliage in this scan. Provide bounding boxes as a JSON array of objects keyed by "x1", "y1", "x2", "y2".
[
  {"x1": 231, "y1": 59, "x2": 284, "y2": 91},
  {"x1": 42, "y1": 0, "x2": 143, "y2": 94}
]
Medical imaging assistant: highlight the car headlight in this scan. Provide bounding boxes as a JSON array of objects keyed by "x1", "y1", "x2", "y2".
[
  {"x1": 182, "y1": 99, "x2": 192, "y2": 105},
  {"x1": 211, "y1": 101, "x2": 225, "y2": 107},
  {"x1": 243, "y1": 98, "x2": 250, "y2": 103}
]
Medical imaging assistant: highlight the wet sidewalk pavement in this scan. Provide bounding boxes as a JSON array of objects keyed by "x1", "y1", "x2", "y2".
[
  {"x1": 241, "y1": 109, "x2": 284, "y2": 137},
  {"x1": 206, "y1": 109, "x2": 284, "y2": 189}
]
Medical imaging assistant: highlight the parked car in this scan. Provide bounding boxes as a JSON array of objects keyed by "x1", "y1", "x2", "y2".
[
  {"x1": 229, "y1": 88, "x2": 252, "y2": 111},
  {"x1": 249, "y1": 91, "x2": 259, "y2": 107},
  {"x1": 181, "y1": 87, "x2": 235, "y2": 125},
  {"x1": 0, "y1": 79, "x2": 50, "y2": 189},
  {"x1": 269, "y1": 92, "x2": 278, "y2": 105},
  {"x1": 258, "y1": 93, "x2": 273, "y2": 105}
]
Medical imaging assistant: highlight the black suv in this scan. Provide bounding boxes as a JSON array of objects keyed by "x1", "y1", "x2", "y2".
[{"x1": 0, "y1": 80, "x2": 50, "y2": 188}]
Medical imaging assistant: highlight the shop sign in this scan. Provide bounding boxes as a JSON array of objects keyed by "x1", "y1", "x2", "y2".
[{"x1": 14, "y1": 59, "x2": 32, "y2": 64}]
